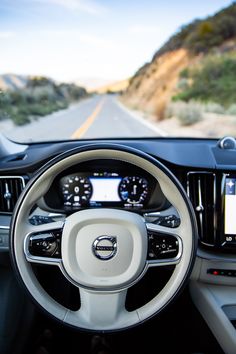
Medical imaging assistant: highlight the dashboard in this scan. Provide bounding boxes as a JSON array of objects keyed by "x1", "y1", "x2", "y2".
[
  {"x1": 1, "y1": 136, "x2": 236, "y2": 252},
  {"x1": 26, "y1": 140, "x2": 236, "y2": 255},
  {"x1": 1, "y1": 137, "x2": 236, "y2": 252},
  {"x1": 0, "y1": 138, "x2": 236, "y2": 254},
  {"x1": 1, "y1": 137, "x2": 236, "y2": 354}
]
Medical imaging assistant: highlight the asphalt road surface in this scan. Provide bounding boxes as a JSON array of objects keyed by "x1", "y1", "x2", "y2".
[{"x1": 3, "y1": 94, "x2": 164, "y2": 143}]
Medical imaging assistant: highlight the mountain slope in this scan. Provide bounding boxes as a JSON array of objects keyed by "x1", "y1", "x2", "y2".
[
  {"x1": 122, "y1": 3, "x2": 236, "y2": 119},
  {"x1": 123, "y1": 49, "x2": 196, "y2": 118},
  {"x1": 0, "y1": 74, "x2": 28, "y2": 90},
  {"x1": 96, "y1": 79, "x2": 129, "y2": 94}
]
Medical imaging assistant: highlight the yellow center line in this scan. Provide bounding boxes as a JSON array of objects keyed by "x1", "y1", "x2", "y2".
[{"x1": 71, "y1": 97, "x2": 106, "y2": 139}]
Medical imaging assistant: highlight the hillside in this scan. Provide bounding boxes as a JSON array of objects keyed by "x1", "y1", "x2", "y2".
[
  {"x1": 95, "y1": 78, "x2": 129, "y2": 94},
  {"x1": 0, "y1": 74, "x2": 28, "y2": 91},
  {"x1": 0, "y1": 76, "x2": 87, "y2": 125},
  {"x1": 122, "y1": 3, "x2": 236, "y2": 119},
  {"x1": 122, "y1": 48, "x2": 196, "y2": 118}
]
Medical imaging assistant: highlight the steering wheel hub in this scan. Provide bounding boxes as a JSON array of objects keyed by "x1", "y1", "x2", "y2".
[{"x1": 61, "y1": 208, "x2": 148, "y2": 290}]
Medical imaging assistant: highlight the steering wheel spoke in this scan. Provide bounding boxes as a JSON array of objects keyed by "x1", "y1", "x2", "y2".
[
  {"x1": 66, "y1": 288, "x2": 137, "y2": 330},
  {"x1": 23, "y1": 220, "x2": 64, "y2": 265},
  {"x1": 146, "y1": 223, "x2": 183, "y2": 267}
]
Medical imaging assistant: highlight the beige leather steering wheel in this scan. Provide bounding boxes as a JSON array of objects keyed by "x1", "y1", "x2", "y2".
[{"x1": 10, "y1": 144, "x2": 197, "y2": 331}]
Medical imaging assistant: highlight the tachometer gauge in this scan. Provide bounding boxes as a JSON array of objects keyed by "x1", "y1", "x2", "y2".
[
  {"x1": 62, "y1": 176, "x2": 92, "y2": 207},
  {"x1": 119, "y1": 176, "x2": 148, "y2": 204}
]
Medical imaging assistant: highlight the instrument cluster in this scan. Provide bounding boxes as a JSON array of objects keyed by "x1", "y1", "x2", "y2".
[
  {"x1": 43, "y1": 160, "x2": 168, "y2": 213},
  {"x1": 60, "y1": 172, "x2": 149, "y2": 210}
]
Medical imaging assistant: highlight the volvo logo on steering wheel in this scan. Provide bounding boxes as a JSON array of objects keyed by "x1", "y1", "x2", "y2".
[{"x1": 92, "y1": 235, "x2": 117, "y2": 260}]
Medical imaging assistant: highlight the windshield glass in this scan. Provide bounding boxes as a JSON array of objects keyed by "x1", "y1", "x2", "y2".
[{"x1": 0, "y1": 0, "x2": 235, "y2": 142}]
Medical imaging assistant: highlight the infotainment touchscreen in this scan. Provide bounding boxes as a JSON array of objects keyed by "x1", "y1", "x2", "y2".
[{"x1": 224, "y1": 178, "x2": 236, "y2": 240}]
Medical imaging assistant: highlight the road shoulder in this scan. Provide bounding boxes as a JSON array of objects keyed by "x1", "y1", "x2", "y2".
[{"x1": 115, "y1": 97, "x2": 168, "y2": 137}]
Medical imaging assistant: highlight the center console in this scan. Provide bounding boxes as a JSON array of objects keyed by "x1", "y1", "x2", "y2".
[
  {"x1": 187, "y1": 171, "x2": 236, "y2": 253},
  {"x1": 188, "y1": 157, "x2": 236, "y2": 353}
]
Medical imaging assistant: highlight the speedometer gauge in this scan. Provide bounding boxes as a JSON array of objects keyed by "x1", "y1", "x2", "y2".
[
  {"x1": 62, "y1": 176, "x2": 92, "y2": 207},
  {"x1": 119, "y1": 176, "x2": 148, "y2": 204}
]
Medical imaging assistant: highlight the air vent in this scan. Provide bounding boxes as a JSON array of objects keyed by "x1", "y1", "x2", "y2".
[
  {"x1": 0, "y1": 176, "x2": 26, "y2": 213},
  {"x1": 187, "y1": 172, "x2": 216, "y2": 246}
]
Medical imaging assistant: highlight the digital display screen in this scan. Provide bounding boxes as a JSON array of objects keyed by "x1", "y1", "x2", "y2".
[
  {"x1": 90, "y1": 177, "x2": 122, "y2": 202},
  {"x1": 225, "y1": 178, "x2": 236, "y2": 238},
  {"x1": 60, "y1": 171, "x2": 149, "y2": 210}
]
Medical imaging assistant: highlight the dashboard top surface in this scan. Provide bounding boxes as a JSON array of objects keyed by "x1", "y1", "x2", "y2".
[{"x1": 0, "y1": 137, "x2": 234, "y2": 172}]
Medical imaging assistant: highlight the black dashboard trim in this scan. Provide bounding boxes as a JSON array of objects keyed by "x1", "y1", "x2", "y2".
[{"x1": 0, "y1": 137, "x2": 223, "y2": 173}]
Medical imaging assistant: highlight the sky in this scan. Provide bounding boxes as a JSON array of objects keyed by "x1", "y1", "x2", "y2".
[{"x1": 0, "y1": 0, "x2": 234, "y2": 85}]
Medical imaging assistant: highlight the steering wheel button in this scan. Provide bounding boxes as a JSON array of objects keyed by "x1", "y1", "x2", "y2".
[
  {"x1": 148, "y1": 231, "x2": 179, "y2": 260},
  {"x1": 28, "y1": 230, "x2": 62, "y2": 258}
]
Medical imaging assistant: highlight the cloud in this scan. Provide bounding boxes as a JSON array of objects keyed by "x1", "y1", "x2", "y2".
[
  {"x1": 0, "y1": 31, "x2": 15, "y2": 39},
  {"x1": 129, "y1": 25, "x2": 160, "y2": 35},
  {"x1": 33, "y1": 0, "x2": 108, "y2": 15}
]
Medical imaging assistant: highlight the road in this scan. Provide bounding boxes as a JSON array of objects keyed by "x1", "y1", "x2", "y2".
[{"x1": 3, "y1": 94, "x2": 165, "y2": 142}]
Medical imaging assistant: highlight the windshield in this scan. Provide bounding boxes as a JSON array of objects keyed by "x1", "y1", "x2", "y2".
[{"x1": 0, "y1": 0, "x2": 235, "y2": 143}]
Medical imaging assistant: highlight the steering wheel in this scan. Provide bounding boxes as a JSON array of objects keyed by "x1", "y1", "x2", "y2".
[{"x1": 10, "y1": 144, "x2": 197, "y2": 331}]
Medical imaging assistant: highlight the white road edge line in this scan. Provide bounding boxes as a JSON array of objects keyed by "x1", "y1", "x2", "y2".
[{"x1": 114, "y1": 97, "x2": 168, "y2": 137}]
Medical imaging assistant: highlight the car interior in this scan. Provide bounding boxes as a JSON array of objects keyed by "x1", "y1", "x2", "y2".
[
  {"x1": 2, "y1": 1, "x2": 236, "y2": 353},
  {"x1": 0, "y1": 135, "x2": 235, "y2": 354}
]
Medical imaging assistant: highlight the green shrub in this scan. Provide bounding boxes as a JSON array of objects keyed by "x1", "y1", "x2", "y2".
[
  {"x1": 0, "y1": 76, "x2": 86, "y2": 126},
  {"x1": 166, "y1": 101, "x2": 203, "y2": 125},
  {"x1": 204, "y1": 102, "x2": 225, "y2": 114},
  {"x1": 226, "y1": 104, "x2": 236, "y2": 116},
  {"x1": 17, "y1": 104, "x2": 31, "y2": 116},
  {"x1": 55, "y1": 100, "x2": 68, "y2": 110},
  {"x1": 176, "y1": 78, "x2": 190, "y2": 91},
  {"x1": 153, "y1": 3, "x2": 236, "y2": 57},
  {"x1": 27, "y1": 76, "x2": 55, "y2": 88},
  {"x1": 178, "y1": 102, "x2": 203, "y2": 126},
  {"x1": 180, "y1": 68, "x2": 190, "y2": 79},
  {"x1": 11, "y1": 113, "x2": 31, "y2": 126},
  {"x1": 174, "y1": 54, "x2": 236, "y2": 107},
  {"x1": 0, "y1": 109, "x2": 10, "y2": 121},
  {"x1": 164, "y1": 102, "x2": 176, "y2": 119}
]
